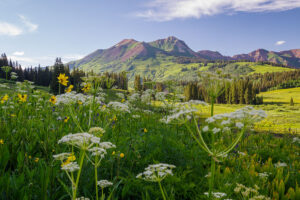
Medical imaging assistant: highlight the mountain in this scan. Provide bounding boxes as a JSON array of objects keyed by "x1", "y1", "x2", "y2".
[
  {"x1": 68, "y1": 36, "x2": 299, "y2": 84},
  {"x1": 233, "y1": 49, "x2": 300, "y2": 67}
]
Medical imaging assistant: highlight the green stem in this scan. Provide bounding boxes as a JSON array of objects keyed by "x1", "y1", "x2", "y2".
[
  {"x1": 158, "y1": 181, "x2": 167, "y2": 200},
  {"x1": 72, "y1": 151, "x2": 85, "y2": 200},
  {"x1": 209, "y1": 157, "x2": 216, "y2": 199},
  {"x1": 95, "y1": 156, "x2": 99, "y2": 200}
]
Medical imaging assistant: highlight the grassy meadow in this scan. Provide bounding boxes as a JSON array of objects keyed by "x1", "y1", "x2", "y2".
[{"x1": 0, "y1": 79, "x2": 300, "y2": 200}]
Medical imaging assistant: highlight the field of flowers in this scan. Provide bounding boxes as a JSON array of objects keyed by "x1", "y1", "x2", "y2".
[{"x1": 0, "y1": 78, "x2": 300, "y2": 200}]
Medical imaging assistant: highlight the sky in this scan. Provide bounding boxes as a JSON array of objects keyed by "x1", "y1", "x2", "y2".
[{"x1": 0, "y1": 0, "x2": 300, "y2": 67}]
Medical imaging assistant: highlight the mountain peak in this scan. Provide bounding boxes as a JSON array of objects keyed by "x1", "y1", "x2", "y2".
[{"x1": 115, "y1": 39, "x2": 138, "y2": 47}]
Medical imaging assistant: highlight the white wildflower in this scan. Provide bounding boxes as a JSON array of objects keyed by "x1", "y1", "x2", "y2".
[
  {"x1": 202, "y1": 126, "x2": 209, "y2": 132},
  {"x1": 212, "y1": 127, "x2": 221, "y2": 134},
  {"x1": 107, "y1": 101, "x2": 130, "y2": 113},
  {"x1": 61, "y1": 162, "x2": 80, "y2": 172},
  {"x1": 136, "y1": 163, "x2": 176, "y2": 182},
  {"x1": 97, "y1": 180, "x2": 113, "y2": 188},
  {"x1": 58, "y1": 132, "x2": 100, "y2": 150}
]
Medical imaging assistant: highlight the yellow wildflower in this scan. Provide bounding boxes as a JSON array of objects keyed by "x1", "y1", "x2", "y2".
[
  {"x1": 11, "y1": 114, "x2": 16, "y2": 117},
  {"x1": 64, "y1": 116, "x2": 70, "y2": 123},
  {"x1": 78, "y1": 100, "x2": 82, "y2": 105},
  {"x1": 18, "y1": 94, "x2": 27, "y2": 103},
  {"x1": 65, "y1": 85, "x2": 74, "y2": 93},
  {"x1": 144, "y1": 128, "x2": 148, "y2": 133},
  {"x1": 120, "y1": 153, "x2": 124, "y2": 158},
  {"x1": 1, "y1": 94, "x2": 8, "y2": 104},
  {"x1": 0, "y1": 139, "x2": 4, "y2": 144},
  {"x1": 81, "y1": 83, "x2": 91, "y2": 93},
  {"x1": 67, "y1": 154, "x2": 76, "y2": 162},
  {"x1": 112, "y1": 151, "x2": 115, "y2": 155},
  {"x1": 34, "y1": 158, "x2": 39, "y2": 162},
  {"x1": 28, "y1": 155, "x2": 32, "y2": 159},
  {"x1": 61, "y1": 160, "x2": 70, "y2": 167},
  {"x1": 57, "y1": 73, "x2": 69, "y2": 86},
  {"x1": 121, "y1": 98, "x2": 125, "y2": 103},
  {"x1": 49, "y1": 96, "x2": 57, "y2": 104}
]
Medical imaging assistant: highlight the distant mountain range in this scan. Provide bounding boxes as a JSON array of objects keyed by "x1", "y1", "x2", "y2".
[{"x1": 68, "y1": 36, "x2": 300, "y2": 82}]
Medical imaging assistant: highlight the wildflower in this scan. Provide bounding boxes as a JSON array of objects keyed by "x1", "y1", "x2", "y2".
[
  {"x1": 65, "y1": 85, "x2": 74, "y2": 93},
  {"x1": 53, "y1": 153, "x2": 72, "y2": 161},
  {"x1": 18, "y1": 94, "x2": 27, "y2": 103},
  {"x1": 212, "y1": 127, "x2": 221, "y2": 134},
  {"x1": 116, "y1": 93, "x2": 125, "y2": 99},
  {"x1": 121, "y1": 98, "x2": 125, "y2": 103},
  {"x1": 112, "y1": 151, "x2": 115, "y2": 155},
  {"x1": 89, "y1": 127, "x2": 105, "y2": 137},
  {"x1": 89, "y1": 147, "x2": 107, "y2": 158},
  {"x1": 78, "y1": 100, "x2": 83, "y2": 105},
  {"x1": 28, "y1": 155, "x2": 32, "y2": 159},
  {"x1": 64, "y1": 116, "x2": 70, "y2": 123},
  {"x1": 204, "y1": 192, "x2": 227, "y2": 199},
  {"x1": 49, "y1": 96, "x2": 57, "y2": 104},
  {"x1": 57, "y1": 73, "x2": 69, "y2": 86},
  {"x1": 97, "y1": 180, "x2": 113, "y2": 188},
  {"x1": 274, "y1": 162, "x2": 287, "y2": 168},
  {"x1": 120, "y1": 153, "x2": 124, "y2": 158},
  {"x1": 11, "y1": 114, "x2": 16, "y2": 117},
  {"x1": 0, "y1": 139, "x2": 4, "y2": 144},
  {"x1": 58, "y1": 132, "x2": 100, "y2": 150},
  {"x1": 61, "y1": 162, "x2": 80, "y2": 172},
  {"x1": 34, "y1": 158, "x2": 39, "y2": 162},
  {"x1": 236, "y1": 122, "x2": 244, "y2": 129},
  {"x1": 132, "y1": 114, "x2": 140, "y2": 119},
  {"x1": 144, "y1": 128, "x2": 148, "y2": 133},
  {"x1": 81, "y1": 83, "x2": 91, "y2": 93},
  {"x1": 107, "y1": 102, "x2": 130, "y2": 113},
  {"x1": 1, "y1": 94, "x2": 8, "y2": 104},
  {"x1": 136, "y1": 163, "x2": 176, "y2": 182},
  {"x1": 202, "y1": 126, "x2": 209, "y2": 132}
]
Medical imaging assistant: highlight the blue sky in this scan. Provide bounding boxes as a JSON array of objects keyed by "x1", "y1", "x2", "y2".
[{"x1": 0, "y1": 0, "x2": 300, "y2": 67}]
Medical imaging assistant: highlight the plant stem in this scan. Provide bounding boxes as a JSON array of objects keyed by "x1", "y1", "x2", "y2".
[
  {"x1": 95, "y1": 156, "x2": 99, "y2": 200},
  {"x1": 158, "y1": 181, "x2": 167, "y2": 200},
  {"x1": 209, "y1": 97, "x2": 215, "y2": 199},
  {"x1": 73, "y1": 151, "x2": 85, "y2": 200}
]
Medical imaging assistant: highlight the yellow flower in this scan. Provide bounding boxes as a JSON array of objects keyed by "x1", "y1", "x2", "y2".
[
  {"x1": 18, "y1": 94, "x2": 27, "y2": 103},
  {"x1": 49, "y1": 96, "x2": 57, "y2": 104},
  {"x1": 34, "y1": 158, "x2": 39, "y2": 163},
  {"x1": 65, "y1": 85, "x2": 74, "y2": 93},
  {"x1": 112, "y1": 151, "x2": 115, "y2": 155},
  {"x1": 78, "y1": 100, "x2": 82, "y2": 105},
  {"x1": 121, "y1": 98, "x2": 125, "y2": 103},
  {"x1": 120, "y1": 153, "x2": 124, "y2": 158},
  {"x1": 1, "y1": 94, "x2": 8, "y2": 104},
  {"x1": 67, "y1": 154, "x2": 76, "y2": 162},
  {"x1": 57, "y1": 73, "x2": 69, "y2": 86},
  {"x1": 61, "y1": 160, "x2": 70, "y2": 167},
  {"x1": 81, "y1": 83, "x2": 91, "y2": 93},
  {"x1": 0, "y1": 139, "x2": 4, "y2": 144},
  {"x1": 64, "y1": 116, "x2": 70, "y2": 123},
  {"x1": 28, "y1": 155, "x2": 32, "y2": 159},
  {"x1": 10, "y1": 114, "x2": 16, "y2": 117},
  {"x1": 144, "y1": 128, "x2": 148, "y2": 133}
]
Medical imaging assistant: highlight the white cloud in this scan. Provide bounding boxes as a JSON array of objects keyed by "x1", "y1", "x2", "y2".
[
  {"x1": 0, "y1": 22, "x2": 23, "y2": 36},
  {"x1": 0, "y1": 15, "x2": 38, "y2": 37},
  {"x1": 275, "y1": 40, "x2": 286, "y2": 45},
  {"x1": 19, "y1": 15, "x2": 38, "y2": 32},
  {"x1": 13, "y1": 51, "x2": 25, "y2": 56},
  {"x1": 8, "y1": 53, "x2": 85, "y2": 68},
  {"x1": 137, "y1": 0, "x2": 300, "y2": 21}
]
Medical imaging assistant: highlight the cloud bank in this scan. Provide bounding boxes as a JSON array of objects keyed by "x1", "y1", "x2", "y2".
[
  {"x1": 137, "y1": 0, "x2": 300, "y2": 21},
  {"x1": 0, "y1": 15, "x2": 38, "y2": 36}
]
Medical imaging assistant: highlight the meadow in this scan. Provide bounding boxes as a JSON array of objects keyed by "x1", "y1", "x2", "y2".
[{"x1": 0, "y1": 78, "x2": 300, "y2": 200}]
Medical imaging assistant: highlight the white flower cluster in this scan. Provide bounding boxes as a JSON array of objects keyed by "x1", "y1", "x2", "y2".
[
  {"x1": 161, "y1": 109, "x2": 196, "y2": 124},
  {"x1": 128, "y1": 93, "x2": 140, "y2": 102},
  {"x1": 61, "y1": 162, "x2": 80, "y2": 172},
  {"x1": 58, "y1": 132, "x2": 100, "y2": 150},
  {"x1": 274, "y1": 162, "x2": 287, "y2": 168},
  {"x1": 89, "y1": 142, "x2": 116, "y2": 158},
  {"x1": 76, "y1": 197, "x2": 90, "y2": 200},
  {"x1": 97, "y1": 180, "x2": 113, "y2": 188},
  {"x1": 55, "y1": 92, "x2": 104, "y2": 105},
  {"x1": 234, "y1": 183, "x2": 270, "y2": 200},
  {"x1": 155, "y1": 92, "x2": 166, "y2": 101},
  {"x1": 136, "y1": 163, "x2": 176, "y2": 182},
  {"x1": 53, "y1": 152, "x2": 72, "y2": 161},
  {"x1": 204, "y1": 192, "x2": 227, "y2": 199},
  {"x1": 107, "y1": 101, "x2": 130, "y2": 113}
]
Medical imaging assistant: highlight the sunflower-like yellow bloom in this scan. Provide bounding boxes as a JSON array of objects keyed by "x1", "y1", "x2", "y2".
[
  {"x1": 57, "y1": 73, "x2": 69, "y2": 86},
  {"x1": 65, "y1": 85, "x2": 74, "y2": 93},
  {"x1": 81, "y1": 83, "x2": 91, "y2": 93},
  {"x1": 64, "y1": 116, "x2": 70, "y2": 123},
  {"x1": 18, "y1": 94, "x2": 27, "y2": 103},
  {"x1": 1, "y1": 94, "x2": 8, "y2": 104},
  {"x1": 49, "y1": 96, "x2": 57, "y2": 104}
]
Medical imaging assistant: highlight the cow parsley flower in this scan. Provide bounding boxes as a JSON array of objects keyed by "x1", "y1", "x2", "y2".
[
  {"x1": 107, "y1": 101, "x2": 130, "y2": 113},
  {"x1": 53, "y1": 152, "x2": 72, "y2": 161},
  {"x1": 61, "y1": 162, "x2": 80, "y2": 172},
  {"x1": 58, "y1": 132, "x2": 100, "y2": 150},
  {"x1": 136, "y1": 163, "x2": 176, "y2": 182},
  {"x1": 97, "y1": 180, "x2": 113, "y2": 188}
]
